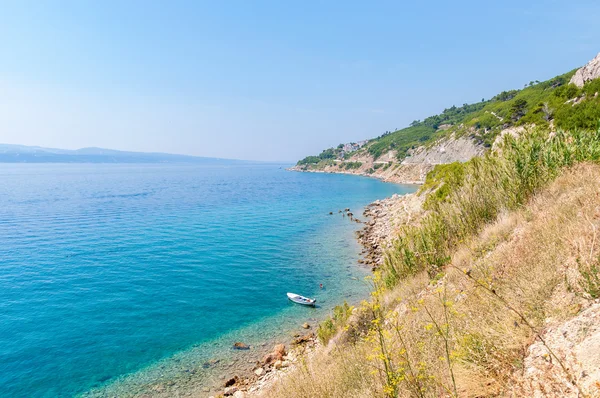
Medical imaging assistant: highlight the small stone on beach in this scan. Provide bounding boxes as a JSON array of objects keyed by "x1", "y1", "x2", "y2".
[{"x1": 224, "y1": 376, "x2": 238, "y2": 387}]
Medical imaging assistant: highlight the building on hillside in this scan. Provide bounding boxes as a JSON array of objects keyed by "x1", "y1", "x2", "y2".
[{"x1": 339, "y1": 140, "x2": 368, "y2": 158}]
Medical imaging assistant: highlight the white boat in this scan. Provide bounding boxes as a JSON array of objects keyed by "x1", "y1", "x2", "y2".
[{"x1": 287, "y1": 292, "x2": 316, "y2": 306}]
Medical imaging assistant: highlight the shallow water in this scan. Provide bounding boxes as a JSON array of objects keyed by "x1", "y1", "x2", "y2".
[{"x1": 0, "y1": 163, "x2": 415, "y2": 397}]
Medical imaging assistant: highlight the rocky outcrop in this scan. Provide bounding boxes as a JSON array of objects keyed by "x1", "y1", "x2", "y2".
[
  {"x1": 513, "y1": 302, "x2": 600, "y2": 397},
  {"x1": 291, "y1": 333, "x2": 314, "y2": 346},
  {"x1": 245, "y1": 337, "x2": 317, "y2": 396},
  {"x1": 570, "y1": 52, "x2": 600, "y2": 87},
  {"x1": 261, "y1": 344, "x2": 286, "y2": 365},
  {"x1": 492, "y1": 125, "x2": 528, "y2": 151},
  {"x1": 402, "y1": 136, "x2": 485, "y2": 165},
  {"x1": 211, "y1": 343, "x2": 296, "y2": 397}
]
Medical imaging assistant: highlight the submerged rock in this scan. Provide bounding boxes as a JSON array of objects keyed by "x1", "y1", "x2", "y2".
[
  {"x1": 292, "y1": 333, "x2": 314, "y2": 345},
  {"x1": 232, "y1": 342, "x2": 250, "y2": 350},
  {"x1": 203, "y1": 359, "x2": 221, "y2": 368}
]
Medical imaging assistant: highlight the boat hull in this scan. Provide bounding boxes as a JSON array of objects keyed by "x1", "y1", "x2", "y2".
[{"x1": 287, "y1": 292, "x2": 316, "y2": 306}]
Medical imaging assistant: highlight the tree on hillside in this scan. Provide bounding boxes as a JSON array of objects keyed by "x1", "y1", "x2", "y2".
[
  {"x1": 494, "y1": 90, "x2": 518, "y2": 102},
  {"x1": 511, "y1": 98, "x2": 528, "y2": 121}
]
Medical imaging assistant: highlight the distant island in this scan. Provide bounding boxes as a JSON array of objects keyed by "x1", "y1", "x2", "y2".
[{"x1": 0, "y1": 144, "x2": 249, "y2": 164}]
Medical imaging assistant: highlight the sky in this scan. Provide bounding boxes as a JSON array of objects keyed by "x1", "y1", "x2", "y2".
[{"x1": 1, "y1": 1, "x2": 599, "y2": 161}]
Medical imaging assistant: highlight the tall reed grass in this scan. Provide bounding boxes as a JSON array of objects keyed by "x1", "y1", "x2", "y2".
[{"x1": 383, "y1": 127, "x2": 600, "y2": 287}]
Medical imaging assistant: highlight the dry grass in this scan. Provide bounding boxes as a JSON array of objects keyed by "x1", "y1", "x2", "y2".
[{"x1": 257, "y1": 163, "x2": 600, "y2": 398}]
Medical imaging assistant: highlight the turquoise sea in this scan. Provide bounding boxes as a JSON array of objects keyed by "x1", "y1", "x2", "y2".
[{"x1": 0, "y1": 164, "x2": 415, "y2": 397}]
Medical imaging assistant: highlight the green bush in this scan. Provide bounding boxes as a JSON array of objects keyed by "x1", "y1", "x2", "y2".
[
  {"x1": 368, "y1": 125, "x2": 437, "y2": 160},
  {"x1": 344, "y1": 161, "x2": 363, "y2": 170},
  {"x1": 317, "y1": 301, "x2": 353, "y2": 344},
  {"x1": 420, "y1": 162, "x2": 466, "y2": 209},
  {"x1": 555, "y1": 98, "x2": 600, "y2": 131},
  {"x1": 297, "y1": 156, "x2": 320, "y2": 165},
  {"x1": 469, "y1": 112, "x2": 501, "y2": 130}
]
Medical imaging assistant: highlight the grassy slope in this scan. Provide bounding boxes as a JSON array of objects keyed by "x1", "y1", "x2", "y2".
[
  {"x1": 297, "y1": 66, "x2": 600, "y2": 167},
  {"x1": 263, "y1": 163, "x2": 600, "y2": 397},
  {"x1": 263, "y1": 127, "x2": 600, "y2": 397}
]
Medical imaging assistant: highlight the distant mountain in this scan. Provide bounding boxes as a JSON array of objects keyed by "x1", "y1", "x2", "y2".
[{"x1": 0, "y1": 144, "x2": 248, "y2": 164}]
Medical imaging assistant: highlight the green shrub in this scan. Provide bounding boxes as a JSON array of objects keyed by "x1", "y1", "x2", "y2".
[
  {"x1": 555, "y1": 98, "x2": 600, "y2": 131},
  {"x1": 297, "y1": 156, "x2": 320, "y2": 165},
  {"x1": 420, "y1": 162, "x2": 466, "y2": 209},
  {"x1": 344, "y1": 161, "x2": 362, "y2": 170},
  {"x1": 469, "y1": 112, "x2": 502, "y2": 130},
  {"x1": 368, "y1": 125, "x2": 438, "y2": 160},
  {"x1": 317, "y1": 301, "x2": 353, "y2": 344}
]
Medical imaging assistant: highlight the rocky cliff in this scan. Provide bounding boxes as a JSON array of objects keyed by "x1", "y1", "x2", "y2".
[
  {"x1": 401, "y1": 135, "x2": 485, "y2": 165},
  {"x1": 570, "y1": 52, "x2": 600, "y2": 87},
  {"x1": 291, "y1": 134, "x2": 485, "y2": 184}
]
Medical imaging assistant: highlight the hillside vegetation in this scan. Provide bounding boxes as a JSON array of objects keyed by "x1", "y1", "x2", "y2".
[
  {"x1": 261, "y1": 56, "x2": 600, "y2": 397},
  {"x1": 297, "y1": 62, "x2": 600, "y2": 168}
]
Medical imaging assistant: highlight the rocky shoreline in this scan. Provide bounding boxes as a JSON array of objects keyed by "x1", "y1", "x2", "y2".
[
  {"x1": 357, "y1": 192, "x2": 424, "y2": 270},
  {"x1": 287, "y1": 165, "x2": 426, "y2": 185},
  {"x1": 89, "y1": 190, "x2": 416, "y2": 398},
  {"x1": 214, "y1": 191, "x2": 424, "y2": 397},
  {"x1": 206, "y1": 333, "x2": 318, "y2": 398},
  {"x1": 119, "y1": 179, "x2": 424, "y2": 398}
]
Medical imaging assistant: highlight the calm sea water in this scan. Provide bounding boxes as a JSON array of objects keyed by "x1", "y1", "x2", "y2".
[{"x1": 0, "y1": 164, "x2": 415, "y2": 397}]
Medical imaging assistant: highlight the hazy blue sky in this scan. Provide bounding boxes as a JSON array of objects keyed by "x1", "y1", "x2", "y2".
[{"x1": 1, "y1": 1, "x2": 599, "y2": 161}]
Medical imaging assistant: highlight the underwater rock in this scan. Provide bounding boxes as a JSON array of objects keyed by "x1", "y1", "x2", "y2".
[{"x1": 232, "y1": 342, "x2": 250, "y2": 350}]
